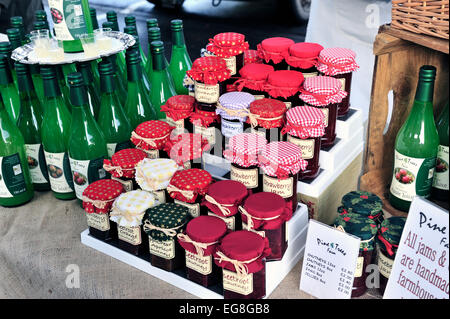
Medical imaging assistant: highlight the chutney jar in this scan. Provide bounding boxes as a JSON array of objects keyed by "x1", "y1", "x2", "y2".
[
  {"x1": 82, "y1": 179, "x2": 125, "y2": 242},
  {"x1": 244, "y1": 49, "x2": 263, "y2": 65},
  {"x1": 234, "y1": 63, "x2": 274, "y2": 100},
  {"x1": 257, "y1": 37, "x2": 295, "y2": 70},
  {"x1": 161, "y1": 95, "x2": 196, "y2": 136},
  {"x1": 223, "y1": 133, "x2": 267, "y2": 192},
  {"x1": 299, "y1": 76, "x2": 347, "y2": 148},
  {"x1": 164, "y1": 133, "x2": 210, "y2": 170},
  {"x1": 110, "y1": 190, "x2": 157, "y2": 256},
  {"x1": 214, "y1": 230, "x2": 271, "y2": 299},
  {"x1": 131, "y1": 120, "x2": 174, "y2": 159},
  {"x1": 340, "y1": 191, "x2": 385, "y2": 226},
  {"x1": 317, "y1": 48, "x2": 359, "y2": 117},
  {"x1": 103, "y1": 148, "x2": 147, "y2": 192},
  {"x1": 167, "y1": 168, "x2": 213, "y2": 218},
  {"x1": 202, "y1": 180, "x2": 249, "y2": 231},
  {"x1": 177, "y1": 215, "x2": 228, "y2": 287},
  {"x1": 286, "y1": 42, "x2": 323, "y2": 77},
  {"x1": 135, "y1": 158, "x2": 179, "y2": 204},
  {"x1": 189, "y1": 106, "x2": 221, "y2": 150},
  {"x1": 281, "y1": 106, "x2": 326, "y2": 180},
  {"x1": 264, "y1": 70, "x2": 304, "y2": 110},
  {"x1": 144, "y1": 202, "x2": 189, "y2": 272},
  {"x1": 258, "y1": 141, "x2": 307, "y2": 216},
  {"x1": 239, "y1": 192, "x2": 290, "y2": 261}
]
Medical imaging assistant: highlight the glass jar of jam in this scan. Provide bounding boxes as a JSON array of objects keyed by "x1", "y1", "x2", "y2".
[
  {"x1": 177, "y1": 215, "x2": 227, "y2": 287},
  {"x1": 190, "y1": 105, "x2": 222, "y2": 151},
  {"x1": 257, "y1": 37, "x2": 295, "y2": 70},
  {"x1": 164, "y1": 133, "x2": 210, "y2": 170},
  {"x1": 161, "y1": 95, "x2": 196, "y2": 136},
  {"x1": 244, "y1": 49, "x2": 263, "y2": 65},
  {"x1": 239, "y1": 192, "x2": 290, "y2": 261},
  {"x1": 110, "y1": 190, "x2": 157, "y2": 256},
  {"x1": 264, "y1": 70, "x2": 304, "y2": 110},
  {"x1": 103, "y1": 148, "x2": 147, "y2": 191},
  {"x1": 135, "y1": 158, "x2": 179, "y2": 204},
  {"x1": 376, "y1": 217, "x2": 406, "y2": 296},
  {"x1": 82, "y1": 179, "x2": 125, "y2": 242},
  {"x1": 235, "y1": 63, "x2": 274, "y2": 100},
  {"x1": 202, "y1": 180, "x2": 249, "y2": 231},
  {"x1": 214, "y1": 230, "x2": 271, "y2": 299},
  {"x1": 317, "y1": 48, "x2": 359, "y2": 117},
  {"x1": 167, "y1": 168, "x2": 212, "y2": 218},
  {"x1": 286, "y1": 42, "x2": 323, "y2": 77},
  {"x1": 299, "y1": 76, "x2": 348, "y2": 148},
  {"x1": 281, "y1": 106, "x2": 326, "y2": 180},
  {"x1": 223, "y1": 133, "x2": 267, "y2": 193},
  {"x1": 131, "y1": 120, "x2": 174, "y2": 159},
  {"x1": 340, "y1": 191, "x2": 385, "y2": 226},
  {"x1": 144, "y1": 202, "x2": 189, "y2": 272}
]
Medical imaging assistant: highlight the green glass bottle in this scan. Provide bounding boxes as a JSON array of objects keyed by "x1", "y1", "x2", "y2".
[
  {"x1": 10, "y1": 17, "x2": 25, "y2": 43},
  {"x1": 146, "y1": 18, "x2": 159, "y2": 59},
  {"x1": 67, "y1": 72, "x2": 108, "y2": 202},
  {"x1": 15, "y1": 62, "x2": 50, "y2": 191},
  {"x1": 107, "y1": 11, "x2": 126, "y2": 78},
  {"x1": 431, "y1": 102, "x2": 449, "y2": 201},
  {"x1": 169, "y1": 20, "x2": 192, "y2": 95},
  {"x1": 124, "y1": 26, "x2": 148, "y2": 71},
  {"x1": 40, "y1": 66, "x2": 75, "y2": 200},
  {"x1": 0, "y1": 94, "x2": 34, "y2": 207},
  {"x1": 6, "y1": 28, "x2": 22, "y2": 51},
  {"x1": 125, "y1": 50, "x2": 156, "y2": 129},
  {"x1": 389, "y1": 66, "x2": 440, "y2": 212},
  {"x1": 30, "y1": 65, "x2": 46, "y2": 105},
  {"x1": 56, "y1": 65, "x2": 73, "y2": 112},
  {"x1": 76, "y1": 62, "x2": 101, "y2": 119},
  {"x1": 0, "y1": 42, "x2": 17, "y2": 90},
  {"x1": 0, "y1": 54, "x2": 20, "y2": 123},
  {"x1": 106, "y1": 11, "x2": 120, "y2": 32},
  {"x1": 149, "y1": 41, "x2": 176, "y2": 120},
  {"x1": 146, "y1": 27, "x2": 174, "y2": 88},
  {"x1": 102, "y1": 21, "x2": 126, "y2": 85},
  {"x1": 101, "y1": 53, "x2": 127, "y2": 106},
  {"x1": 125, "y1": 16, "x2": 137, "y2": 28},
  {"x1": 90, "y1": 8, "x2": 99, "y2": 30},
  {"x1": 98, "y1": 61, "x2": 133, "y2": 158}
]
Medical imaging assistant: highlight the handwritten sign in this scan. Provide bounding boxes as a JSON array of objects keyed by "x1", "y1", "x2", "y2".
[
  {"x1": 384, "y1": 197, "x2": 449, "y2": 299},
  {"x1": 299, "y1": 220, "x2": 361, "y2": 299}
]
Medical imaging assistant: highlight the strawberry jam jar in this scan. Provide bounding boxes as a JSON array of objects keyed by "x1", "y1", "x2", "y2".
[
  {"x1": 235, "y1": 63, "x2": 274, "y2": 100},
  {"x1": 257, "y1": 37, "x2": 295, "y2": 70},
  {"x1": 286, "y1": 42, "x2": 323, "y2": 77},
  {"x1": 264, "y1": 70, "x2": 304, "y2": 110},
  {"x1": 189, "y1": 105, "x2": 221, "y2": 150},
  {"x1": 164, "y1": 133, "x2": 210, "y2": 170},
  {"x1": 161, "y1": 95, "x2": 196, "y2": 136},
  {"x1": 131, "y1": 120, "x2": 174, "y2": 159}
]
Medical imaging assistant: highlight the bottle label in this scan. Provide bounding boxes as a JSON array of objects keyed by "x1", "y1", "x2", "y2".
[
  {"x1": 174, "y1": 199, "x2": 200, "y2": 218},
  {"x1": 354, "y1": 256, "x2": 364, "y2": 278},
  {"x1": 185, "y1": 251, "x2": 213, "y2": 275},
  {"x1": 86, "y1": 212, "x2": 110, "y2": 232},
  {"x1": 378, "y1": 251, "x2": 394, "y2": 279},
  {"x1": 49, "y1": 0, "x2": 89, "y2": 41},
  {"x1": 194, "y1": 125, "x2": 216, "y2": 145},
  {"x1": 194, "y1": 81, "x2": 220, "y2": 104},
  {"x1": 433, "y1": 145, "x2": 449, "y2": 191},
  {"x1": 390, "y1": 151, "x2": 436, "y2": 202},
  {"x1": 287, "y1": 135, "x2": 315, "y2": 160},
  {"x1": 0, "y1": 153, "x2": 27, "y2": 198},
  {"x1": 224, "y1": 56, "x2": 237, "y2": 76},
  {"x1": 263, "y1": 175, "x2": 293, "y2": 198},
  {"x1": 69, "y1": 157, "x2": 106, "y2": 200},
  {"x1": 118, "y1": 225, "x2": 142, "y2": 245},
  {"x1": 44, "y1": 151, "x2": 74, "y2": 193},
  {"x1": 223, "y1": 269, "x2": 253, "y2": 296},
  {"x1": 25, "y1": 144, "x2": 49, "y2": 185},
  {"x1": 231, "y1": 166, "x2": 258, "y2": 189},
  {"x1": 149, "y1": 238, "x2": 175, "y2": 260},
  {"x1": 208, "y1": 212, "x2": 235, "y2": 231},
  {"x1": 107, "y1": 140, "x2": 132, "y2": 159},
  {"x1": 221, "y1": 119, "x2": 243, "y2": 138}
]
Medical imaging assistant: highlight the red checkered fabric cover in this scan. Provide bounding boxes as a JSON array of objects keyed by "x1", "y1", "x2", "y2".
[
  {"x1": 189, "y1": 108, "x2": 220, "y2": 128},
  {"x1": 286, "y1": 42, "x2": 324, "y2": 69},
  {"x1": 299, "y1": 76, "x2": 348, "y2": 107},
  {"x1": 258, "y1": 141, "x2": 307, "y2": 178},
  {"x1": 317, "y1": 48, "x2": 359, "y2": 76},
  {"x1": 282, "y1": 106, "x2": 326, "y2": 139},
  {"x1": 208, "y1": 32, "x2": 249, "y2": 58},
  {"x1": 186, "y1": 56, "x2": 231, "y2": 85},
  {"x1": 257, "y1": 37, "x2": 295, "y2": 64},
  {"x1": 223, "y1": 133, "x2": 267, "y2": 167}
]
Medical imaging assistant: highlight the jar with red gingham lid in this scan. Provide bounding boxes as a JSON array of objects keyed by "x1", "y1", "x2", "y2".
[
  {"x1": 257, "y1": 37, "x2": 295, "y2": 70},
  {"x1": 234, "y1": 63, "x2": 274, "y2": 100},
  {"x1": 264, "y1": 70, "x2": 304, "y2": 110},
  {"x1": 223, "y1": 133, "x2": 267, "y2": 192},
  {"x1": 82, "y1": 179, "x2": 125, "y2": 242},
  {"x1": 167, "y1": 168, "x2": 213, "y2": 218},
  {"x1": 244, "y1": 98, "x2": 287, "y2": 142},
  {"x1": 103, "y1": 148, "x2": 147, "y2": 191},
  {"x1": 244, "y1": 49, "x2": 262, "y2": 65},
  {"x1": 286, "y1": 42, "x2": 324, "y2": 77},
  {"x1": 317, "y1": 48, "x2": 359, "y2": 117},
  {"x1": 281, "y1": 106, "x2": 326, "y2": 180},
  {"x1": 299, "y1": 76, "x2": 348, "y2": 147},
  {"x1": 161, "y1": 95, "x2": 196, "y2": 136},
  {"x1": 189, "y1": 106, "x2": 221, "y2": 149},
  {"x1": 164, "y1": 133, "x2": 210, "y2": 170},
  {"x1": 131, "y1": 120, "x2": 174, "y2": 159},
  {"x1": 258, "y1": 141, "x2": 307, "y2": 215}
]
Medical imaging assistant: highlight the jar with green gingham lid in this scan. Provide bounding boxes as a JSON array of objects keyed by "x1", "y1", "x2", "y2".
[
  {"x1": 340, "y1": 190, "x2": 384, "y2": 226},
  {"x1": 144, "y1": 203, "x2": 190, "y2": 272}
]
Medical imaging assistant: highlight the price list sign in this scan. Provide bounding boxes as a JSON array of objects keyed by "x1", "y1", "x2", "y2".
[{"x1": 300, "y1": 220, "x2": 361, "y2": 299}]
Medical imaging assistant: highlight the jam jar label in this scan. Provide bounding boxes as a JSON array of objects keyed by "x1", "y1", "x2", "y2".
[
  {"x1": 224, "y1": 56, "x2": 237, "y2": 76},
  {"x1": 263, "y1": 175, "x2": 293, "y2": 198},
  {"x1": 231, "y1": 166, "x2": 258, "y2": 189},
  {"x1": 149, "y1": 238, "x2": 175, "y2": 260},
  {"x1": 221, "y1": 119, "x2": 243, "y2": 138},
  {"x1": 194, "y1": 125, "x2": 216, "y2": 145},
  {"x1": 69, "y1": 157, "x2": 106, "y2": 200},
  {"x1": 321, "y1": 108, "x2": 329, "y2": 127},
  {"x1": 165, "y1": 117, "x2": 185, "y2": 136},
  {"x1": 338, "y1": 78, "x2": 346, "y2": 91},
  {"x1": 253, "y1": 95, "x2": 265, "y2": 100},
  {"x1": 302, "y1": 71, "x2": 318, "y2": 78},
  {"x1": 44, "y1": 151, "x2": 74, "y2": 194},
  {"x1": 175, "y1": 199, "x2": 200, "y2": 218},
  {"x1": 25, "y1": 144, "x2": 49, "y2": 185},
  {"x1": 86, "y1": 212, "x2": 110, "y2": 232},
  {"x1": 0, "y1": 153, "x2": 27, "y2": 198},
  {"x1": 208, "y1": 212, "x2": 235, "y2": 231},
  {"x1": 287, "y1": 135, "x2": 315, "y2": 160},
  {"x1": 284, "y1": 102, "x2": 292, "y2": 110},
  {"x1": 118, "y1": 225, "x2": 142, "y2": 245},
  {"x1": 195, "y1": 81, "x2": 220, "y2": 104},
  {"x1": 354, "y1": 256, "x2": 364, "y2": 278},
  {"x1": 433, "y1": 145, "x2": 449, "y2": 191},
  {"x1": 111, "y1": 176, "x2": 133, "y2": 192},
  {"x1": 185, "y1": 251, "x2": 213, "y2": 275},
  {"x1": 141, "y1": 148, "x2": 159, "y2": 159},
  {"x1": 152, "y1": 190, "x2": 166, "y2": 204},
  {"x1": 183, "y1": 161, "x2": 191, "y2": 170},
  {"x1": 378, "y1": 251, "x2": 394, "y2": 278},
  {"x1": 223, "y1": 269, "x2": 254, "y2": 296},
  {"x1": 242, "y1": 222, "x2": 266, "y2": 238}
]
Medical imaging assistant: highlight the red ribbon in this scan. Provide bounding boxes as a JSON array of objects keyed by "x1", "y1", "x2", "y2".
[
  {"x1": 160, "y1": 104, "x2": 193, "y2": 122},
  {"x1": 317, "y1": 57, "x2": 356, "y2": 73},
  {"x1": 189, "y1": 111, "x2": 220, "y2": 127},
  {"x1": 223, "y1": 149, "x2": 258, "y2": 166},
  {"x1": 377, "y1": 233, "x2": 398, "y2": 257},
  {"x1": 285, "y1": 55, "x2": 319, "y2": 68},
  {"x1": 298, "y1": 87, "x2": 331, "y2": 105},
  {"x1": 257, "y1": 43, "x2": 289, "y2": 64},
  {"x1": 234, "y1": 78, "x2": 267, "y2": 92},
  {"x1": 208, "y1": 38, "x2": 249, "y2": 57},
  {"x1": 258, "y1": 154, "x2": 290, "y2": 180},
  {"x1": 281, "y1": 122, "x2": 324, "y2": 139}
]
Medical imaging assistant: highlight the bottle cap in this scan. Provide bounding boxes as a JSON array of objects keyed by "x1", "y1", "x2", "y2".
[
  {"x1": 150, "y1": 40, "x2": 164, "y2": 54},
  {"x1": 40, "y1": 66, "x2": 58, "y2": 80},
  {"x1": 106, "y1": 11, "x2": 118, "y2": 21},
  {"x1": 125, "y1": 49, "x2": 141, "y2": 65},
  {"x1": 0, "y1": 54, "x2": 9, "y2": 69},
  {"x1": 125, "y1": 16, "x2": 136, "y2": 26},
  {"x1": 10, "y1": 16, "x2": 23, "y2": 27},
  {"x1": 6, "y1": 28, "x2": 20, "y2": 41},
  {"x1": 67, "y1": 72, "x2": 84, "y2": 86},
  {"x1": 419, "y1": 65, "x2": 436, "y2": 81},
  {"x1": 0, "y1": 42, "x2": 12, "y2": 54},
  {"x1": 147, "y1": 27, "x2": 161, "y2": 41},
  {"x1": 14, "y1": 62, "x2": 29, "y2": 76},
  {"x1": 35, "y1": 10, "x2": 47, "y2": 20},
  {"x1": 146, "y1": 18, "x2": 158, "y2": 29},
  {"x1": 98, "y1": 60, "x2": 114, "y2": 75},
  {"x1": 124, "y1": 25, "x2": 137, "y2": 36},
  {"x1": 33, "y1": 21, "x2": 47, "y2": 30},
  {"x1": 90, "y1": 8, "x2": 97, "y2": 16},
  {"x1": 102, "y1": 21, "x2": 114, "y2": 29},
  {"x1": 171, "y1": 19, "x2": 183, "y2": 31}
]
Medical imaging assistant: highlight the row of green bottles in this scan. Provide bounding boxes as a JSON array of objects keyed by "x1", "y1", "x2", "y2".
[
  {"x1": 0, "y1": 54, "x2": 20, "y2": 123},
  {"x1": 431, "y1": 102, "x2": 449, "y2": 201}
]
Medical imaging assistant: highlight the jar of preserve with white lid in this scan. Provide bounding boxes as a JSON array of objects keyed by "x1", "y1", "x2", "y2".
[
  {"x1": 189, "y1": 106, "x2": 222, "y2": 150},
  {"x1": 286, "y1": 42, "x2": 323, "y2": 77},
  {"x1": 161, "y1": 95, "x2": 195, "y2": 136},
  {"x1": 234, "y1": 63, "x2": 274, "y2": 100},
  {"x1": 257, "y1": 37, "x2": 295, "y2": 70},
  {"x1": 164, "y1": 133, "x2": 209, "y2": 169},
  {"x1": 264, "y1": 70, "x2": 304, "y2": 110},
  {"x1": 131, "y1": 120, "x2": 174, "y2": 159}
]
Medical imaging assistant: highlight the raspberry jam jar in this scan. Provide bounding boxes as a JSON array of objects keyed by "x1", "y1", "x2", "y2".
[
  {"x1": 299, "y1": 76, "x2": 348, "y2": 148},
  {"x1": 239, "y1": 192, "x2": 290, "y2": 261},
  {"x1": 190, "y1": 105, "x2": 221, "y2": 150},
  {"x1": 244, "y1": 49, "x2": 263, "y2": 65},
  {"x1": 264, "y1": 70, "x2": 304, "y2": 110},
  {"x1": 165, "y1": 133, "x2": 210, "y2": 170},
  {"x1": 144, "y1": 203, "x2": 189, "y2": 272},
  {"x1": 214, "y1": 230, "x2": 271, "y2": 299},
  {"x1": 135, "y1": 158, "x2": 179, "y2": 204},
  {"x1": 202, "y1": 180, "x2": 249, "y2": 231},
  {"x1": 223, "y1": 133, "x2": 267, "y2": 192},
  {"x1": 286, "y1": 42, "x2": 323, "y2": 77},
  {"x1": 317, "y1": 48, "x2": 359, "y2": 117},
  {"x1": 131, "y1": 120, "x2": 174, "y2": 159},
  {"x1": 110, "y1": 190, "x2": 157, "y2": 256},
  {"x1": 103, "y1": 148, "x2": 147, "y2": 191},
  {"x1": 281, "y1": 106, "x2": 326, "y2": 180},
  {"x1": 168, "y1": 168, "x2": 212, "y2": 218},
  {"x1": 161, "y1": 95, "x2": 196, "y2": 136},
  {"x1": 340, "y1": 191, "x2": 385, "y2": 226},
  {"x1": 259, "y1": 141, "x2": 307, "y2": 215},
  {"x1": 177, "y1": 215, "x2": 227, "y2": 287},
  {"x1": 82, "y1": 179, "x2": 125, "y2": 242},
  {"x1": 235, "y1": 63, "x2": 274, "y2": 100},
  {"x1": 257, "y1": 37, "x2": 295, "y2": 70}
]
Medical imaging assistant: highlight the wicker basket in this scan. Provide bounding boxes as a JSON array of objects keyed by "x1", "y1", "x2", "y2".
[{"x1": 392, "y1": 0, "x2": 449, "y2": 39}]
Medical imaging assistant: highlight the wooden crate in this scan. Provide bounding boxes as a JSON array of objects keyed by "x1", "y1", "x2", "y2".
[{"x1": 360, "y1": 25, "x2": 449, "y2": 216}]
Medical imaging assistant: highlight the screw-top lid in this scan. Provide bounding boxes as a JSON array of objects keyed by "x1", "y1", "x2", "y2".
[
  {"x1": 124, "y1": 25, "x2": 137, "y2": 36},
  {"x1": 150, "y1": 40, "x2": 165, "y2": 54},
  {"x1": 40, "y1": 65, "x2": 58, "y2": 80},
  {"x1": 171, "y1": 19, "x2": 184, "y2": 31},
  {"x1": 67, "y1": 72, "x2": 84, "y2": 87},
  {"x1": 0, "y1": 42, "x2": 12, "y2": 54},
  {"x1": 106, "y1": 11, "x2": 117, "y2": 21},
  {"x1": 147, "y1": 18, "x2": 158, "y2": 29},
  {"x1": 35, "y1": 9, "x2": 47, "y2": 20},
  {"x1": 125, "y1": 16, "x2": 136, "y2": 26},
  {"x1": 98, "y1": 60, "x2": 114, "y2": 75},
  {"x1": 0, "y1": 54, "x2": 9, "y2": 69},
  {"x1": 14, "y1": 61, "x2": 29, "y2": 76},
  {"x1": 419, "y1": 65, "x2": 437, "y2": 81},
  {"x1": 10, "y1": 16, "x2": 23, "y2": 27},
  {"x1": 6, "y1": 28, "x2": 20, "y2": 42},
  {"x1": 102, "y1": 21, "x2": 114, "y2": 29},
  {"x1": 126, "y1": 49, "x2": 141, "y2": 65},
  {"x1": 33, "y1": 21, "x2": 47, "y2": 30},
  {"x1": 148, "y1": 27, "x2": 161, "y2": 42}
]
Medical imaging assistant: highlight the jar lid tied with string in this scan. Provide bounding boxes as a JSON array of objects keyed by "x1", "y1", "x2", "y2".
[
  {"x1": 82, "y1": 179, "x2": 125, "y2": 215},
  {"x1": 257, "y1": 37, "x2": 295, "y2": 65},
  {"x1": 131, "y1": 120, "x2": 174, "y2": 158},
  {"x1": 168, "y1": 168, "x2": 212, "y2": 204}
]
